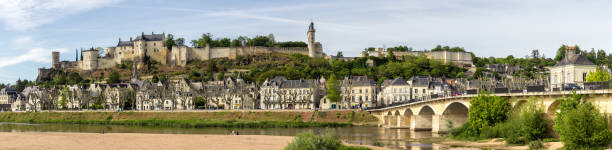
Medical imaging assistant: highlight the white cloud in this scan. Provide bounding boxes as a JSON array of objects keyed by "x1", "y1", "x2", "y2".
[
  {"x1": 13, "y1": 36, "x2": 32, "y2": 45},
  {"x1": 0, "y1": 47, "x2": 66, "y2": 68},
  {"x1": 0, "y1": 0, "x2": 122, "y2": 31}
]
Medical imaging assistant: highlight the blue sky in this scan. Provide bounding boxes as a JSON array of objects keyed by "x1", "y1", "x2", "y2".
[{"x1": 2, "y1": 0, "x2": 612, "y2": 83}]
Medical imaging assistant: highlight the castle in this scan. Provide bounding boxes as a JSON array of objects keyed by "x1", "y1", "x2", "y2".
[{"x1": 49, "y1": 22, "x2": 324, "y2": 72}]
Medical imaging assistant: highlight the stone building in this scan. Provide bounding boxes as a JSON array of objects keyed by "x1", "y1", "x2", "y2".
[
  {"x1": 43, "y1": 22, "x2": 325, "y2": 75},
  {"x1": 361, "y1": 48, "x2": 473, "y2": 67},
  {"x1": 408, "y1": 76, "x2": 431, "y2": 100},
  {"x1": 0, "y1": 87, "x2": 19, "y2": 111},
  {"x1": 378, "y1": 78, "x2": 411, "y2": 106},
  {"x1": 339, "y1": 76, "x2": 378, "y2": 109},
  {"x1": 259, "y1": 76, "x2": 324, "y2": 110},
  {"x1": 548, "y1": 48, "x2": 597, "y2": 90}
]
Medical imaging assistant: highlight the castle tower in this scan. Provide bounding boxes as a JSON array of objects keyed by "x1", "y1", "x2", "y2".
[
  {"x1": 51, "y1": 51, "x2": 60, "y2": 69},
  {"x1": 307, "y1": 22, "x2": 317, "y2": 58}
]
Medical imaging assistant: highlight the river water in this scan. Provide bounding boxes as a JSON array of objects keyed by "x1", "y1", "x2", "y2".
[{"x1": 0, "y1": 122, "x2": 452, "y2": 150}]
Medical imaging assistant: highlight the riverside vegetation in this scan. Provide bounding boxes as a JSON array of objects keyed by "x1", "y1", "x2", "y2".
[
  {"x1": 449, "y1": 92, "x2": 611, "y2": 149},
  {"x1": 0, "y1": 111, "x2": 377, "y2": 128},
  {"x1": 285, "y1": 132, "x2": 371, "y2": 150}
]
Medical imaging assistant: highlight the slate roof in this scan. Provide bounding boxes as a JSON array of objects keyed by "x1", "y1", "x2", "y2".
[
  {"x1": 410, "y1": 76, "x2": 431, "y2": 87},
  {"x1": 554, "y1": 53, "x2": 595, "y2": 66},
  {"x1": 280, "y1": 79, "x2": 317, "y2": 88},
  {"x1": 308, "y1": 22, "x2": 315, "y2": 32},
  {"x1": 135, "y1": 33, "x2": 164, "y2": 41},
  {"x1": 117, "y1": 41, "x2": 133, "y2": 47},
  {"x1": 390, "y1": 77, "x2": 409, "y2": 86},
  {"x1": 341, "y1": 76, "x2": 376, "y2": 87}
]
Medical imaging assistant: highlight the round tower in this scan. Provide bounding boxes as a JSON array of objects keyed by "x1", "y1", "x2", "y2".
[{"x1": 307, "y1": 22, "x2": 316, "y2": 58}]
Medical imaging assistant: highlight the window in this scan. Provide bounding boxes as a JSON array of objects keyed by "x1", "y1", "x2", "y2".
[
  {"x1": 415, "y1": 89, "x2": 418, "y2": 93},
  {"x1": 359, "y1": 89, "x2": 362, "y2": 93},
  {"x1": 366, "y1": 89, "x2": 369, "y2": 93},
  {"x1": 422, "y1": 89, "x2": 426, "y2": 93}
]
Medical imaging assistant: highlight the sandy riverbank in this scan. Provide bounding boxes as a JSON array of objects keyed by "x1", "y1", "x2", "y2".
[
  {"x1": 0, "y1": 132, "x2": 294, "y2": 150},
  {"x1": 441, "y1": 138, "x2": 563, "y2": 150},
  {"x1": 0, "y1": 132, "x2": 390, "y2": 150}
]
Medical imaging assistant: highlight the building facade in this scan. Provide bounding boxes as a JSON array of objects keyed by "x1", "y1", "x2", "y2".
[{"x1": 548, "y1": 49, "x2": 597, "y2": 90}]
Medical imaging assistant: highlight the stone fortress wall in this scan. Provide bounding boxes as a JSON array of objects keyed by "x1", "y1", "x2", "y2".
[{"x1": 49, "y1": 22, "x2": 324, "y2": 72}]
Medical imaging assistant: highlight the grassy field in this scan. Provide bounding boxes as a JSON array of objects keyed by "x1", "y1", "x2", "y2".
[{"x1": 0, "y1": 111, "x2": 378, "y2": 128}]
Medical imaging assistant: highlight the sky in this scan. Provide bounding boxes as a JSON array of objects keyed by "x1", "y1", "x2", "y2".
[{"x1": 2, "y1": 0, "x2": 612, "y2": 83}]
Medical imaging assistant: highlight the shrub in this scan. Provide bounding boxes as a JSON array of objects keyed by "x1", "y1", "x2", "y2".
[
  {"x1": 372, "y1": 141, "x2": 384, "y2": 147},
  {"x1": 503, "y1": 98, "x2": 548, "y2": 144},
  {"x1": 285, "y1": 132, "x2": 371, "y2": 150},
  {"x1": 527, "y1": 140, "x2": 544, "y2": 150},
  {"x1": 467, "y1": 92, "x2": 510, "y2": 134},
  {"x1": 553, "y1": 93, "x2": 611, "y2": 149}
]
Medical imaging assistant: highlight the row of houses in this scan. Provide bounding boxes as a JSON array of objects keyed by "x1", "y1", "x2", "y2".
[{"x1": 0, "y1": 73, "x2": 459, "y2": 111}]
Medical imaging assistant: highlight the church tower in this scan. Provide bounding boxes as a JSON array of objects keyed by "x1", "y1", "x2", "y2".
[{"x1": 307, "y1": 22, "x2": 317, "y2": 58}]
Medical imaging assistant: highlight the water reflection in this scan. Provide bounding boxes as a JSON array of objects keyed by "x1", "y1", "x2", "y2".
[{"x1": 0, "y1": 122, "x2": 446, "y2": 150}]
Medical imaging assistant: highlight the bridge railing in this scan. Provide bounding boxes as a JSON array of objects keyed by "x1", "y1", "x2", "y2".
[{"x1": 365, "y1": 88, "x2": 612, "y2": 111}]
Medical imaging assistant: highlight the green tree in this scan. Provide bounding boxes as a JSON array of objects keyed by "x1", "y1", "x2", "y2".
[
  {"x1": 165, "y1": 34, "x2": 175, "y2": 49},
  {"x1": 585, "y1": 68, "x2": 611, "y2": 82},
  {"x1": 216, "y1": 72, "x2": 225, "y2": 81},
  {"x1": 468, "y1": 92, "x2": 510, "y2": 134},
  {"x1": 176, "y1": 38, "x2": 185, "y2": 46},
  {"x1": 151, "y1": 74, "x2": 159, "y2": 83},
  {"x1": 504, "y1": 97, "x2": 548, "y2": 144},
  {"x1": 326, "y1": 74, "x2": 340, "y2": 103},
  {"x1": 106, "y1": 71, "x2": 121, "y2": 84},
  {"x1": 553, "y1": 93, "x2": 611, "y2": 149},
  {"x1": 193, "y1": 97, "x2": 206, "y2": 109}
]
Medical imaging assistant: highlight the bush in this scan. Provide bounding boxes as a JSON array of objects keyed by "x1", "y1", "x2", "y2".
[
  {"x1": 285, "y1": 132, "x2": 371, "y2": 150},
  {"x1": 503, "y1": 98, "x2": 548, "y2": 144},
  {"x1": 451, "y1": 96, "x2": 549, "y2": 145},
  {"x1": 467, "y1": 92, "x2": 510, "y2": 134},
  {"x1": 553, "y1": 93, "x2": 611, "y2": 149},
  {"x1": 527, "y1": 140, "x2": 544, "y2": 150}
]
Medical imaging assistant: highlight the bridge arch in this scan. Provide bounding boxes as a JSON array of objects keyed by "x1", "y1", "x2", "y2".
[
  {"x1": 401, "y1": 108, "x2": 414, "y2": 128},
  {"x1": 439, "y1": 102, "x2": 469, "y2": 132},
  {"x1": 392, "y1": 110, "x2": 401, "y2": 127},
  {"x1": 384, "y1": 111, "x2": 393, "y2": 126},
  {"x1": 547, "y1": 100, "x2": 562, "y2": 118},
  {"x1": 514, "y1": 99, "x2": 528, "y2": 109},
  {"x1": 414, "y1": 105, "x2": 435, "y2": 131}
]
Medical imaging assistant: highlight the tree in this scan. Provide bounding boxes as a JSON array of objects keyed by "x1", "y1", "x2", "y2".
[
  {"x1": 96, "y1": 47, "x2": 105, "y2": 57},
  {"x1": 176, "y1": 38, "x2": 185, "y2": 46},
  {"x1": 326, "y1": 74, "x2": 340, "y2": 103},
  {"x1": 165, "y1": 34, "x2": 176, "y2": 49},
  {"x1": 336, "y1": 51, "x2": 343, "y2": 58},
  {"x1": 467, "y1": 92, "x2": 510, "y2": 134},
  {"x1": 151, "y1": 74, "x2": 159, "y2": 83},
  {"x1": 553, "y1": 93, "x2": 611, "y2": 149},
  {"x1": 585, "y1": 68, "x2": 611, "y2": 82},
  {"x1": 106, "y1": 71, "x2": 121, "y2": 84},
  {"x1": 216, "y1": 72, "x2": 225, "y2": 81}
]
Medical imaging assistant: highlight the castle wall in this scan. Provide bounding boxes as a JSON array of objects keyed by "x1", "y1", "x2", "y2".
[
  {"x1": 189, "y1": 47, "x2": 208, "y2": 61},
  {"x1": 210, "y1": 47, "x2": 230, "y2": 59},
  {"x1": 82, "y1": 51, "x2": 99, "y2": 71},
  {"x1": 169, "y1": 46, "x2": 189, "y2": 67},
  {"x1": 114, "y1": 46, "x2": 135, "y2": 63},
  {"x1": 97, "y1": 58, "x2": 115, "y2": 70}
]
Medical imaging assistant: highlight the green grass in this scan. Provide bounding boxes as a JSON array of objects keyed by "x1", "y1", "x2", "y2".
[{"x1": 0, "y1": 112, "x2": 361, "y2": 128}]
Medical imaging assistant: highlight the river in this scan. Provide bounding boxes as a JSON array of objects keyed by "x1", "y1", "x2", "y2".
[{"x1": 0, "y1": 122, "x2": 451, "y2": 150}]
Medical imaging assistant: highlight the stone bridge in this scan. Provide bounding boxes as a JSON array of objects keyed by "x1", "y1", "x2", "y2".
[{"x1": 367, "y1": 90, "x2": 612, "y2": 133}]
